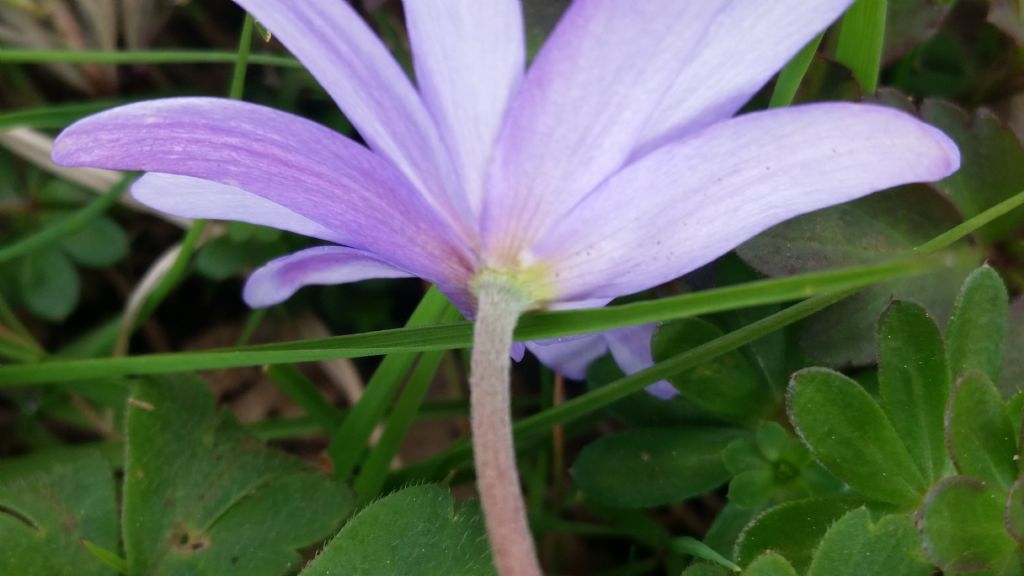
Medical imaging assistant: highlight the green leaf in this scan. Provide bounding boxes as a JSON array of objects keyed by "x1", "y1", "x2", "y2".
[
  {"x1": 59, "y1": 216, "x2": 127, "y2": 268},
  {"x1": 1007, "y1": 478, "x2": 1024, "y2": 545},
  {"x1": 194, "y1": 235, "x2": 288, "y2": 281},
  {"x1": 878, "y1": 300, "x2": 951, "y2": 482},
  {"x1": 16, "y1": 247, "x2": 80, "y2": 321},
  {"x1": 571, "y1": 427, "x2": 743, "y2": 508},
  {"x1": 0, "y1": 447, "x2": 118, "y2": 576},
  {"x1": 946, "y1": 370, "x2": 1018, "y2": 488},
  {"x1": 735, "y1": 497, "x2": 862, "y2": 573},
  {"x1": 652, "y1": 318, "x2": 772, "y2": 424},
  {"x1": 946, "y1": 265, "x2": 1010, "y2": 382},
  {"x1": 299, "y1": 485, "x2": 494, "y2": 576},
  {"x1": 807, "y1": 509, "x2": 932, "y2": 576},
  {"x1": 835, "y1": 0, "x2": 888, "y2": 93},
  {"x1": 671, "y1": 536, "x2": 741, "y2": 572},
  {"x1": 682, "y1": 564, "x2": 731, "y2": 576},
  {"x1": 123, "y1": 375, "x2": 354, "y2": 576},
  {"x1": 922, "y1": 100, "x2": 1024, "y2": 242},
  {"x1": 920, "y1": 477, "x2": 1018, "y2": 573},
  {"x1": 999, "y1": 298, "x2": 1024, "y2": 398},
  {"x1": 704, "y1": 503, "x2": 758, "y2": 562},
  {"x1": 738, "y1": 185, "x2": 970, "y2": 367},
  {"x1": 769, "y1": 33, "x2": 824, "y2": 108},
  {"x1": 788, "y1": 368, "x2": 927, "y2": 506},
  {"x1": 884, "y1": 0, "x2": 953, "y2": 62},
  {"x1": 742, "y1": 552, "x2": 799, "y2": 576}
]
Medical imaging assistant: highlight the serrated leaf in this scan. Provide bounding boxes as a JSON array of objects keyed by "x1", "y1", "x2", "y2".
[
  {"x1": 923, "y1": 100, "x2": 1024, "y2": 242},
  {"x1": 572, "y1": 427, "x2": 742, "y2": 508},
  {"x1": 299, "y1": 485, "x2": 494, "y2": 576},
  {"x1": 16, "y1": 247, "x2": 80, "y2": 321},
  {"x1": 704, "y1": 502, "x2": 758, "y2": 562},
  {"x1": 735, "y1": 497, "x2": 862, "y2": 573},
  {"x1": 743, "y1": 551, "x2": 799, "y2": 576},
  {"x1": 946, "y1": 370, "x2": 1018, "y2": 488},
  {"x1": 738, "y1": 185, "x2": 969, "y2": 367},
  {"x1": 788, "y1": 368, "x2": 927, "y2": 506},
  {"x1": 878, "y1": 300, "x2": 951, "y2": 482},
  {"x1": 653, "y1": 318, "x2": 772, "y2": 424},
  {"x1": 0, "y1": 447, "x2": 117, "y2": 576},
  {"x1": 59, "y1": 216, "x2": 128, "y2": 268},
  {"x1": 807, "y1": 509, "x2": 932, "y2": 576},
  {"x1": 123, "y1": 375, "x2": 354, "y2": 576},
  {"x1": 947, "y1": 266, "x2": 1010, "y2": 383},
  {"x1": 920, "y1": 477, "x2": 1018, "y2": 572}
]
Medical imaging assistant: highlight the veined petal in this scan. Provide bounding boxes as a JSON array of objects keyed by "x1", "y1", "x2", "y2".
[
  {"x1": 636, "y1": 0, "x2": 854, "y2": 154},
  {"x1": 404, "y1": 0, "x2": 524, "y2": 216},
  {"x1": 604, "y1": 325, "x2": 678, "y2": 400},
  {"x1": 244, "y1": 246, "x2": 412, "y2": 307},
  {"x1": 53, "y1": 97, "x2": 472, "y2": 288},
  {"x1": 526, "y1": 335, "x2": 608, "y2": 381},
  {"x1": 234, "y1": 0, "x2": 469, "y2": 230},
  {"x1": 133, "y1": 173, "x2": 343, "y2": 243},
  {"x1": 481, "y1": 0, "x2": 728, "y2": 261},
  {"x1": 536, "y1": 104, "x2": 960, "y2": 301}
]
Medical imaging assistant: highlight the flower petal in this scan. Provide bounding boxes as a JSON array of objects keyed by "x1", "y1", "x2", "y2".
[
  {"x1": 481, "y1": 0, "x2": 728, "y2": 260},
  {"x1": 526, "y1": 335, "x2": 608, "y2": 381},
  {"x1": 244, "y1": 246, "x2": 412, "y2": 307},
  {"x1": 133, "y1": 173, "x2": 343, "y2": 243},
  {"x1": 53, "y1": 97, "x2": 472, "y2": 288},
  {"x1": 537, "y1": 104, "x2": 960, "y2": 301},
  {"x1": 604, "y1": 325, "x2": 678, "y2": 400},
  {"x1": 234, "y1": 0, "x2": 470, "y2": 230},
  {"x1": 636, "y1": 0, "x2": 854, "y2": 154},
  {"x1": 404, "y1": 0, "x2": 524, "y2": 216}
]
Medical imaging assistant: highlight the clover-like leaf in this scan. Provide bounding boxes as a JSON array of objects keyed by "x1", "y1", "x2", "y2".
[
  {"x1": 946, "y1": 369, "x2": 1019, "y2": 489},
  {"x1": 807, "y1": 509, "x2": 932, "y2": 576},
  {"x1": 919, "y1": 477, "x2": 1018, "y2": 573},
  {"x1": 653, "y1": 318, "x2": 773, "y2": 424},
  {"x1": 299, "y1": 485, "x2": 494, "y2": 576},
  {"x1": 788, "y1": 368, "x2": 927, "y2": 507},
  {"x1": 123, "y1": 375, "x2": 354, "y2": 576},
  {"x1": 878, "y1": 300, "x2": 951, "y2": 483},
  {"x1": 59, "y1": 215, "x2": 128, "y2": 268},
  {"x1": 735, "y1": 497, "x2": 862, "y2": 573},
  {"x1": 742, "y1": 551, "x2": 799, "y2": 576},
  {"x1": 946, "y1": 265, "x2": 1010, "y2": 383},
  {"x1": 16, "y1": 247, "x2": 80, "y2": 321},
  {"x1": 572, "y1": 427, "x2": 743, "y2": 509},
  {"x1": 0, "y1": 447, "x2": 118, "y2": 576}
]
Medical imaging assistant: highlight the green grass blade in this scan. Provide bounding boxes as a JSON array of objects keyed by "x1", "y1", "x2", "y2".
[
  {"x1": 769, "y1": 33, "x2": 824, "y2": 108},
  {"x1": 267, "y1": 364, "x2": 344, "y2": 431},
  {"x1": 0, "y1": 175, "x2": 132, "y2": 265},
  {"x1": 0, "y1": 48, "x2": 301, "y2": 68},
  {"x1": 327, "y1": 287, "x2": 451, "y2": 479},
  {"x1": 915, "y1": 188, "x2": 1024, "y2": 254},
  {"x1": 0, "y1": 253, "x2": 952, "y2": 385},
  {"x1": 0, "y1": 100, "x2": 125, "y2": 131},
  {"x1": 835, "y1": 0, "x2": 888, "y2": 93}
]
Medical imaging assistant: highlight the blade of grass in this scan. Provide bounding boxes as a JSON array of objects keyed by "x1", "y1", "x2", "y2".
[
  {"x1": 0, "y1": 48, "x2": 301, "y2": 68},
  {"x1": 267, "y1": 364, "x2": 345, "y2": 431},
  {"x1": 327, "y1": 286, "x2": 450, "y2": 478},
  {"x1": 353, "y1": 303, "x2": 462, "y2": 502},
  {"x1": 0, "y1": 174, "x2": 132, "y2": 264},
  {"x1": 0, "y1": 252, "x2": 955, "y2": 385},
  {"x1": 915, "y1": 188, "x2": 1024, "y2": 254},
  {"x1": 835, "y1": 0, "x2": 888, "y2": 93},
  {"x1": 769, "y1": 32, "x2": 824, "y2": 108},
  {"x1": 0, "y1": 100, "x2": 125, "y2": 131}
]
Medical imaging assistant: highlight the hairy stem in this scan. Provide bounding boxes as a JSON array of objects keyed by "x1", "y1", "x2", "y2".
[{"x1": 470, "y1": 275, "x2": 540, "y2": 576}]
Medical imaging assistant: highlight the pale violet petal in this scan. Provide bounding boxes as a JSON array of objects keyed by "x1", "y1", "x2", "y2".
[
  {"x1": 526, "y1": 335, "x2": 608, "y2": 381},
  {"x1": 404, "y1": 0, "x2": 524, "y2": 216},
  {"x1": 244, "y1": 246, "x2": 413, "y2": 307},
  {"x1": 234, "y1": 0, "x2": 471, "y2": 233},
  {"x1": 53, "y1": 97, "x2": 472, "y2": 288},
  {"x1": 133, "y1": 173, "x2": 343, "y2": 243},
  {"x1": 536, "y1": 104, "x2": 960, "y2": 301},
  {"x1": 604, "y1": 325, "x2": 678, "y2": 400},
  {"x1": 481, "y1": 0, "x2": 728, "y2": 262},
  {"x1": 636, "y1": 0, "x2": 854, "y2": 154}
]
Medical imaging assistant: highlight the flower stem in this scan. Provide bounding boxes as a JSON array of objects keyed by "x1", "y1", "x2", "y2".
[{"x1": 470, "y1": 275, "x2": 540, "y2": 576}]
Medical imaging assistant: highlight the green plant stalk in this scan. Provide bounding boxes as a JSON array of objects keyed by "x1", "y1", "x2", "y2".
[
  {"x1": 0, "y1": 253, "x2": 953, "y2": 385},
  {"x1": 327, "y1": 286, "x2": 450, "y2": 478},
  {"x1": 0, "y1": 175, "x2": 132, "y2": 264},
  {"x1": 769, "y1": 32, "x2": 824, "y2": 108},
  {"x1": 0, "y1": 48, "x2": 300, "y2": 68},
  {"x1": 915, "y1": 188, "x2": 1024, "y2": 254},
  {"x1": 0, "y1": 291, "x2": 39, "y2": 349},
  {"x1": 267, "y1": 364, "x2": 345, "y2": 431},
  {"x1": 835, "y1": 0, "x2": 888, "y2": 93},
  {"x1": 0, "y1": 100, "x2": 126, "y2": 131}
]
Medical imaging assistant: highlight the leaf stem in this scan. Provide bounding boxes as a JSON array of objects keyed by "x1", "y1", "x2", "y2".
[{"x1": 470, "y1": 275, "x2": 540, "y2": 576}]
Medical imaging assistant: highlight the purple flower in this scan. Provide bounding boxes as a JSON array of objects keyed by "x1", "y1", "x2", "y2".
[{"x1": 52, "y1": 1, "x2": 960, "y2": 573}]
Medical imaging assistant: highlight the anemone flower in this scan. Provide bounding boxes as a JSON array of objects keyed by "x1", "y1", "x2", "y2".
[{"x1": 53, "y1": 0, "x2": 960, "y2": 573}]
